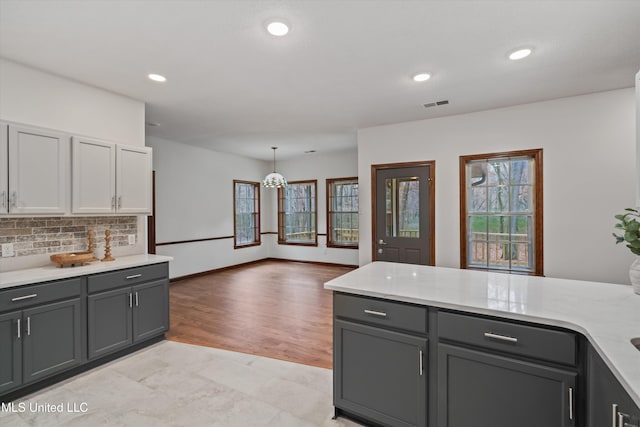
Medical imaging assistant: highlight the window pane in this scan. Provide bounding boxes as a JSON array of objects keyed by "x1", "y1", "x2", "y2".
[
  {"x1": 385, "y1": 178, "x2": 420, "y2": 239},
  {"x1": 510, "y1": 158, "x2": 530, "y2": 185},
  {"x1": 328, "y1": 179, "x2": 359, "y2": 246},
  {"x1": 469, "y1": 187, "x2": 487, "y2": 213},
  {"x1": 511, "y1": 185, "x2": 532, "y2": 213},
  {"x1": 487, "y1": 187, "x2": 509, "y2": 213},
  {"x1": 487, "y1": 160, "x2": 509, "y2": 185}
]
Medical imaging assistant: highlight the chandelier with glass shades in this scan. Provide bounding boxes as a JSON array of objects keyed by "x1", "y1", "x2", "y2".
[{"x1": 263, "y1": 146, "x2": 287, "y2": 188}]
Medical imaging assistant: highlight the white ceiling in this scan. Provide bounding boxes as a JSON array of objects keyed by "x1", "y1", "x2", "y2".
[{"x1": 1, "y1": 0, "x2": 639, "y2": 160}]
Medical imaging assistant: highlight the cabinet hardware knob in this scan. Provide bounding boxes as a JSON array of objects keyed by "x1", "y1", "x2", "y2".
[
  {"x1": 11, "y1": 293, "x2": 37, "y2": 302},
  {"x1": 483, "y1": 332, "x2": 518, "y2": 344},
  {"x1": 364, "y1": 309, "x2": 387, "y2": 318}
]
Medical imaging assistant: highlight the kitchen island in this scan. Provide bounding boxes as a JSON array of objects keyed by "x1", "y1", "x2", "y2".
[{"x1": 325, "y1": 262, "x2": 640, "y2": 427}]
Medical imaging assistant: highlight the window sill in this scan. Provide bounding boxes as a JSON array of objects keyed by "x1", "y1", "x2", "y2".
[{"x1": 234, "y1": 242, "x2": 262, "y2": 249}]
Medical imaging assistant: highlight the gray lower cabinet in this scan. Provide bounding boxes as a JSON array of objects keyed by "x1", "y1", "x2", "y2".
[
  {"x1": 0, "y1": 298, "x2": 82, "y2": 395},
  {"x1": 588, "y1": 344, "x2": 640, "y2": 427},
  {"x1": 335, "y1": 319, "x2": 428, "y2": 427},
  {"x1": 0, "y1": 311, "x2": 22, "y2": 394},
  {"x1": 88, "y1": 279, "x2": 168, "y2": 360},
  {"x1": 333, "y1": 293, "x2": 428, "y2": 427},
  {"x1": 437, "y1": 343, "x2": 577, "y2": 427}
]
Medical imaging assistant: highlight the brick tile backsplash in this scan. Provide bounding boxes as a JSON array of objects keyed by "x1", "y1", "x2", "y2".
[{"x1": 0, "y1": 217, "x2": 137, "y2": 257}]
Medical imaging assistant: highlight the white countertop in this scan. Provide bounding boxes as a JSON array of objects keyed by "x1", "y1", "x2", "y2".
[
  {"x1": 325, "y1": 261, "x2": 640, "y2": 407},
  {"x1": 0, "y1": 254, "x2": 173, "y2": 289}
]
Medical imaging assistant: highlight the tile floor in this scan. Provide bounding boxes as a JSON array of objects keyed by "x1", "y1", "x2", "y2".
[{"x1": 0, "y1": 341, "x2": 362, "y2": 427}]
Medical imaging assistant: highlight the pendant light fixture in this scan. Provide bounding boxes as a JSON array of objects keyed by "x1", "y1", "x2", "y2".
[{"x1": 263, "y1": 146, "x2": 287, "y2": 188}]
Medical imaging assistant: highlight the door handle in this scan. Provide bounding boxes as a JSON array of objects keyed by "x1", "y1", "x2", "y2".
[{"x1": 378, "y1": 239, "x2": 387, "y2": 245}]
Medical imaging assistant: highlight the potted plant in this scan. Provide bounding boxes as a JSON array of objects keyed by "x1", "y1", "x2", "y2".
[{"x1": 613, "y1": 208, "x2": 640, "y2": 294}]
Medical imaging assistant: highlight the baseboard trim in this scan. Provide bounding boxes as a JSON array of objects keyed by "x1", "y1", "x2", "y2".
[{"x1": 169, "y1": 258, "x2": 358, "y2": 283}]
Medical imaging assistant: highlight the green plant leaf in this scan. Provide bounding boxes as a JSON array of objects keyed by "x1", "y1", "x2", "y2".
[
  {"x1": 615, "y1": 214, "x2": 627, "y2": 220},
  {"x1": 615, "y1": 223, "x2": 624, "y2": 228},
  {"x1": 629, "y1": 245, "x2": 640, "y2": 256},
  {"x1": 625, "y1": 231, "x2": 638, "y2": 242},
  {"x1": 628, "y1": 220, "x2": 640, "y2": 231},
  {"x1": 625, "y1": 208, "x2": 639, "y2": 213},
  {"x1": 614, "y1": 235, "x2": 625, "y2": 244},
  {"x1": 629, "y1": 239, "x2": 640, "y2": 248}
]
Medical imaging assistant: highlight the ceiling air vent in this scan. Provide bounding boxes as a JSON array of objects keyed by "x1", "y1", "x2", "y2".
[{"x1": 423, "y1": 100, "x2": 449, "y2": 108}]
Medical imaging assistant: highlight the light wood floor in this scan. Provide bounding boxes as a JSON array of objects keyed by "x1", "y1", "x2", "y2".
[{"x1": 166, "y1": 259, "x2": 356, "y2": 369}]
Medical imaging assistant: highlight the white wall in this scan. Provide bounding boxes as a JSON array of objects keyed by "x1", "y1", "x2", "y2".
[
  {"x1": 268, "y1": 149, "x2": 359, "y2": 266},
  {"x1": 358, "y1": 88, "x2": 636, "y2": 285},
  {"x1": 0, "y1": 59, "x2": 144, "y2": 146},
  {"x1": 148, "y1": 136, "x2": 272, "y2": 278}
]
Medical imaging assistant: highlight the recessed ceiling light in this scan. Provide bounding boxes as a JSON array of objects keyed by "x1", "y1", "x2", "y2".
[
  {"x1": 508, "y1": 48, "x2": 532, "y2": 61},
  {"x1": 148, "y1": 73, "x2": 167, "y2": 82},
  {"x1": 267, "y1": 21, "x2": 289, "y2": 36},
  {"x1": 412, "y1": 73, "x2": 431, "y2": 82}
]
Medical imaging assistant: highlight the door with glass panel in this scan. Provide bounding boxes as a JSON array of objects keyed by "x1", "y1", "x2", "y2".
[{"x1": 373, "y1": 163, "x2": 434, "y2": 265}]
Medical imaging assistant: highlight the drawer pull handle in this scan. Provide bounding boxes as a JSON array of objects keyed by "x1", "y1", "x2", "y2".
[
  {"x1": 613, "y1": 404, "x2": 619, "y2": 427},
  {"x1": 135, "y1": 292, "x2": 139, "y2": 307},
  {"x1": 17, "y1": 318, "x2": 21, "y2": 339},
  {"x1": 126, "y1": 274, "x2": 142, "y2": 280},
  {"x1": 27, "y1": 316, "x2": 31, "y2": 336},
  {"x1": 129, "y1": 293, "x2": 133, "y2": 308},
  {"x1": 11, "y1": 294, "x2": 38, "y2": 302},
  {"x1": 419, "y1": 350, "x2": 424, "y2": 376},
  {"x1": 364, "y1": 309, "x2": 387, "y2": 318},
  {"x1": 483, "y1": 332, "x2": 518, "y2": 344}
]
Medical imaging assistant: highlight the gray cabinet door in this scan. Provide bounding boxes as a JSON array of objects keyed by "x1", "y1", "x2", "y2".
[
  {"x1": 0, "y1": 311, "x2": 22, "y2": 394},
  {"x1": 334, "y1": 319, "x2": 428, "y2": 427},
  {"x1": 588, "y1": 345, "x2": 640, "y2": 427},
  {"x1": 132, "y1": 280, "x2": 169, "y2": 343},
  {"x1": 22, "y1": 299, "x2": 82, "y2": 384},
  {"x1": 438, "y1": 343, "x2": 577, "y2": 427},
  {"x1": 88, "y1": 287, "x2": 133, "y2": 359}
]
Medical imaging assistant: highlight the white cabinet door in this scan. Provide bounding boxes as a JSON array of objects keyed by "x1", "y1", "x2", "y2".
[
  {"x1": 116, "y1": 145, "x2": 152, "y2": 214},
  {"x1": 72, "y1": 137, "x2": 116, "y2": 214},
  {"x1": 8, "y1": 124, "x2": 69, "y2": 215},
  {"x1": 0, "y1": 122, "x2": 8, "y2": 214}
]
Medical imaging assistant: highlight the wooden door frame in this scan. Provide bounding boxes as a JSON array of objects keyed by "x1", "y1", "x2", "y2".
[
  {"x1": 147, "y1": 170, "x2": 156, "y2": 254},
  {"x1": 371, "y1": 161, "x2": 436, "y2": 266}
]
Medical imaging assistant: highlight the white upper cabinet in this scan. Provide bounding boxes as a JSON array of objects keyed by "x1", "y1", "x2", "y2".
[
  {"x1": 116, "y1": 145, "x2": 152, "y2": 214},
  {"x1": 0, "y1": 122, "x2": 8, "y2": 214},
  {"x1": 72, "y1": 138, "x2": 152, "y2": 215},
  {"x1": 7, "y1": 124, "x2": 69, "y2": 215},
  {"x1": 72, "y1": 137, "x2": 116, "y2": 214}
]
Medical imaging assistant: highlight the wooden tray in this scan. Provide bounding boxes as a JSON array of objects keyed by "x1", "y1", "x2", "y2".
[{"x1": 50, "y1": 251, "x2": 97, "y2": 268}]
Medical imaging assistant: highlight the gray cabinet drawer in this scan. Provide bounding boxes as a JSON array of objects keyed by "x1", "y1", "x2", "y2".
[
  {"x1": 334, "y1": 293, "x2": 427, "y2": 334},
  {"x1": 438, "y1": 311, "x2": 576, "y2": 366},
  {"x1": 87, "y1": 263, "x2": 168, "y2": 294},
  {"x1": 0, "y1": 278, "x2": 82, "y2": 312}
]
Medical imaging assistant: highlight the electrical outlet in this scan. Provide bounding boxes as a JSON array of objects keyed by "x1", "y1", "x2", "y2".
[
  {"x1": 2, "y1": 243, "x2": 15, "y2": 257},
  {"x1": 128, "y1": 234, "x2": 136, "y2": 245}
]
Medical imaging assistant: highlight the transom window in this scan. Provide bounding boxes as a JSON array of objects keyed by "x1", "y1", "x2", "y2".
[
  {"x1": 278, "y1": 180, "x2": 317, "y2": 246},
  {"x1": 460, "y1": 149, "x2": 543, "y2": 275},
  {"x1": 233, "y1": 180, "x2": 260, "y2": 248},
  {"x1": 327, "y1": 178, "x2": 359, "y2": 248}
]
